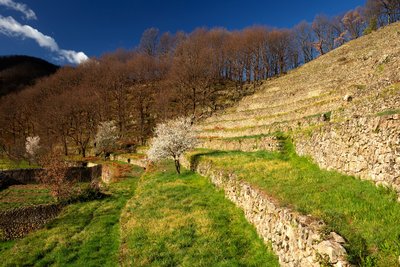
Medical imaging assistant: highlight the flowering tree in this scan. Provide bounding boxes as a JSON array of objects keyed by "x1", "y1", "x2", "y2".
[
  {"x1": 94, "y1": 121, "x2": 119, "y2": 157},
  {"x1": 25, "y1": 136, "x2": 40, "y2": 163},
  {"x1": 147, "y1": 117, "x2": 197, "y2": 174}
]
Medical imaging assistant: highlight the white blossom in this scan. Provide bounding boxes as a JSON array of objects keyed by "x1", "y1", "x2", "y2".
[
  {"x1": 94, "y1": 121, "x2": 119, "y2": 155},
  {"x1": 25, "y1": 136, "x2": 40, "y2": 158},
  {"x1": 147, "y1": 117, "x2": 197, "y2": 173}
]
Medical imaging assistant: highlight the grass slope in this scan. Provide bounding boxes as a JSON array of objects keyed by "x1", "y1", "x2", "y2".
[
  {"x1": 0, "y1": 184, "x2": 54, "y2": 211},
  {"x1": 0, "y1": 157, "x2": 39, "y2": 170},
  {"x1": 188, "y1": 141, "x2": 400, "y2": 266},
  {"x1": 0, "y1": 163, "x2": 143, "y2": 267},
  {"x1": 119, "y1": 161, "x2": 279, "y2": 267}
]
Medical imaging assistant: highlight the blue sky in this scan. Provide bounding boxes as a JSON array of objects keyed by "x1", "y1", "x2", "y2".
[{"x1": 0, "y1": 0, "x2": 365, "y2": 65}]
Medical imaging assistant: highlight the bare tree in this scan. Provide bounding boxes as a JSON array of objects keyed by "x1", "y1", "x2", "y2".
[
  {"x1": 342, "y1": 7, "x2": 366, "y2": 39},
  {"x1": 65, "y1": 87, "x2": 100, "y2": 158},
  {"x1": 157, "y1": 32, "x2": 177, "y2": 56},
  {"x1": 170, "y1": 29, "x2": 216, "y2": 119},
  {"x1": 365, "y1": 0, "x2": 400, "y2": 26},
  {"x1": 294, "y1": 21, "x2": 315, "y2": 63},
  {"x1": 139, "y1": 27, "x2": 160, "y2": 56},
  {"x1": 312, "y1": 15, "x2": 344, "y2": 55}
]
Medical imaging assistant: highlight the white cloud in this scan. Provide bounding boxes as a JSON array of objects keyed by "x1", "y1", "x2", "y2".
[
  {"x1": 0, "y1": 16, "x2": 57, "y2": 49},
  {"x1": 59, "y1": 50, "x2": 89, "y2": 65},
  {"x1": 0, "y1": 0, "x2": 36, "y2": 20},
  {"x1": 0, "y1": 15, "x2": 88, "y2": 64}
]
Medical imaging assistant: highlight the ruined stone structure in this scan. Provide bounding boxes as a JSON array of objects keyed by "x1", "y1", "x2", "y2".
[{"x1": 0, "y1": 165, "x2": 103, "y2": 190}]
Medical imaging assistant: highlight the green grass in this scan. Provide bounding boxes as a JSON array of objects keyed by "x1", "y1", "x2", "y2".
[
  {"x1": 0, "y1": 157, "x2": 39, "y2": 170},
  {"x1": 0, "y1": 163, "x2": 143, "y2": 267},
  {"x1": 376, "y1": 109, "x2": 400, "y2": 117},
  {"x1": 188, "y1": 141, "x2": 400, "y2": 266},
  {"x1": 220, "y1": 133, "x2": 274, "y2": 141},
  {"x1": 0, "y1": 183, "x2": 97, "y2": 211},
  {"x1": 209, "y1": 132, "x2": 284, "y2": 142},
  {"x1": 304, "y1": 111, "x2": 332, "y2": 121},
  {"x1": 119, "y1": 161, "x2": 279, "y2": 267},
  {"x1": 0, "y1": 184, "x2": 54, "y2": 211}
]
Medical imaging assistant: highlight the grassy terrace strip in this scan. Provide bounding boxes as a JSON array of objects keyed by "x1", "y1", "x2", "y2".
[
  {"x1": 187, "y1": 141, "x2": 400, "y2": 266},
  {"x1": 202, "y1": 133, "x2": 279, "y2": 141},
  {"x1": 376, "y1": 109, "x2": 400, "y2": 116},
  {"x1": 0, "y1": 163, "x2": 143, "y2": 266},
  {"x1": 0, "y1": 157, "x2": 39, "y2": 170},
  {"x1": 0, "y1": 184, "x2": 54, "y2": 211},
  {"x1": 119, "y1": 161, "x2": 279, "y2": 266},
  {"x1": 201, "y1": 96, "x2": 338, "y2": 127}
]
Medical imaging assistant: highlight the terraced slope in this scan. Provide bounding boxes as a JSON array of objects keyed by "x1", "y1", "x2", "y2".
[
  {"x1": 0, "y1": 163, "x2": 144, "y2": 266},
  {"x1": 197, "y1": 23, "x2": 400, "y2": 139},
  {"x1": 119, "y1": 161, "x2": 279, "y2": 266},
  {"x1": 0, "y1": 159, "x2": 279, "y2": 266},
  {"x1": 186, "y1": 143, "x2": 400, "y2": 266},
  {"x1": 188, "y1": 23, "x2": 400, "y2": 267}
]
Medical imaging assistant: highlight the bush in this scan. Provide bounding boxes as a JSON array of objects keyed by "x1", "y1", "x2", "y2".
[
  {"x1": 38, "y1": 152, "x2": 79, "y2": 202},
  {"x1": 363, "y1": 17, "x2": 378, "y2": 35}
]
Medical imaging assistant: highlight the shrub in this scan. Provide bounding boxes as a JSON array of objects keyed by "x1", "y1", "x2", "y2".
[{"x1": 38, "y1": 152, "x2": 79, "y2": 202}]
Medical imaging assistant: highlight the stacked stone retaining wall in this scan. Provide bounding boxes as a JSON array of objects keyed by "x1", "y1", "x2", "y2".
[
  {"x1": 182, "y1": 157, "x2": 349, "y2": 267},
  {"x1": 0, "y1": 204, "x2": 63, "y2": 240},
  {"x1": 295, "y1": 114, "x2": 400, "y2": 194}
]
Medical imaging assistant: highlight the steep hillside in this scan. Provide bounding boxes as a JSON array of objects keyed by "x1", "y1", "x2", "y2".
[
  {"x1": 197, "y1": 22, "x2": 400, "y2": 138},
  {"x1": 189, "y1": 22, "x2": 400, "y2": 266},
  {"x1": 0, "y1": 55, "x2": 59, "y2": 97},
  {"x1": 195, "y1": 22, "x2": 400, "y2": 197}
]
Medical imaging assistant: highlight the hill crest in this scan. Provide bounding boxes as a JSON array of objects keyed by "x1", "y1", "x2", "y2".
[{"x1": 0, "y1": 55, "x2": 59, "y2": 97}]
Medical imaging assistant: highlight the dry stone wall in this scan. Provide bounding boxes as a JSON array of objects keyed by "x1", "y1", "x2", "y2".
[
  {"x1": 182, "y1": 157, "x2": 349, "y2": 267},
  {"x1": 110, "y1": 154, "x2": 147, "y2": 168},
  {"x1": 0, "y1": 169, "x2": 41, "y2": 189},
  {"x1": 295, "y1": 114, "x2": 400, "y2": 194},
  {"x1": 200, "y1": 136, "x2": 283, "y2": 152},
  {"x1": 0, "y1": 204, "x2": 62, "y2": 240}
]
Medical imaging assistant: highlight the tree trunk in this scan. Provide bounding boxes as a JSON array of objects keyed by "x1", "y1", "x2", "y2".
[
  {"x1": 63, "y1": 137, "x2": 68, "y2": 156},
  {"x1": 192, "y1": 87, "x2": 197, "y2": 118},
  {"x1": 174, "y1": 159, "x2": 181, "y2": 174},
  {"x1": 81, "y1": 145, "x2": 86, "y2": 158}
]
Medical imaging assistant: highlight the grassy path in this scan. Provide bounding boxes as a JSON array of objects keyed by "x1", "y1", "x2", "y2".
[
  {"x1": 0, "y1": 163, "x2": 143, "y2": 267},
  {"x1": 188, "y1": 141, "x2": 400, "y2": 266},
  {"x1": 119, "y1": 161, "x2": 279, "y2": 266}
]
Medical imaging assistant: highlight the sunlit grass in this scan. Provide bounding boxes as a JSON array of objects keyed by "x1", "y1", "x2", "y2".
[
  {"x1": 0, "y1": 184, "x2": 54, "y2": 211},
  {"x1": 119, "y1": 161, "x2": 279, "y2": 266},
  {"x1": 188, "y1": 141, "x2": 400, "y2": 266},
  {"x1": 0, "y1": 157, "x2": 39, "y2": 170},
  {"x1": 0, "y1": 162, "x2": 143, "y2": 266},
  {"x1": 376, "y1": 109, "x2": 400, "y2": 117}
]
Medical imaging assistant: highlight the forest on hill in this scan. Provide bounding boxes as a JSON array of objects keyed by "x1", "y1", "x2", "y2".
[
  {"x1": 0, "y1": 0, "x2": 398, "y2": 160},
  {"x1": 0, "y1": 55, "x2": 59, "y2": 96}
]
